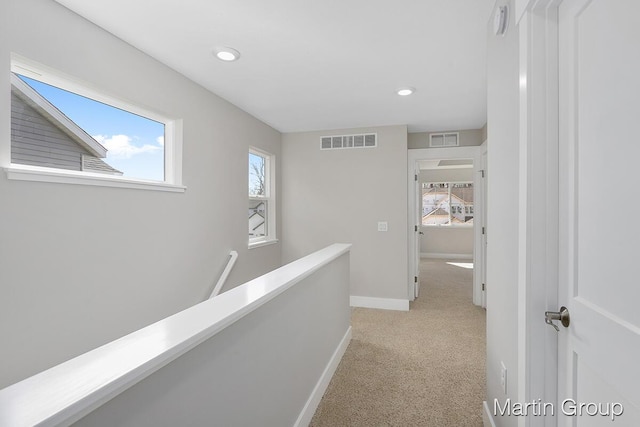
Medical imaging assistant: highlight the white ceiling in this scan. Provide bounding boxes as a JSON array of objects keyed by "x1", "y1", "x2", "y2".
[
  {"x1": 418, "y1": 159, "x2": 474, "y2": 170},
  {"x1": 54, "y1": 0, "x2": 494, "y2": 133}
]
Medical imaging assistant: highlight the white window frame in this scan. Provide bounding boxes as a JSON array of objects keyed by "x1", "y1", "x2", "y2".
[
  {"x1": 422, "y1": 181, "x2": 474, "y2": 227},
  {"x1": 5, "y1": 55, "x2": 185, "y2": 192},
  {"x1": 248, "y1": 147, "x2": 277, "y2": 248}
]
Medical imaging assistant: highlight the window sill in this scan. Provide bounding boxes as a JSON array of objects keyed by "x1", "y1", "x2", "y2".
[
  {"x1": 422, "y1": 224, "x2": 474, "y2": 228},
  {"x1": 5, "y1": 164, "x2": 186, "y2": 193},
  {"x1": 248, "y1": 238, "x2": 279, "y2": 249}
]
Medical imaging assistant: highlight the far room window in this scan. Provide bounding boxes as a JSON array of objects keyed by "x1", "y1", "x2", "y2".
[
  {"x1": 422, "y1": 182, "x2": 473, "y2": 226},
  {"x1": 249, "y1": 148, "x2": 276, "y2": 246},
  {"x1": 8, "y1": 58, "x2": 182, "y2": 189}
]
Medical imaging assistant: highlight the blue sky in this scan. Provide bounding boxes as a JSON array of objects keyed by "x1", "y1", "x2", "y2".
[
  {"x1": 248, "y1": 152, "x2": 265, "y2": 196},
  {"x1": 18, "y1": 75, "x2": 165, "y2": 181}
]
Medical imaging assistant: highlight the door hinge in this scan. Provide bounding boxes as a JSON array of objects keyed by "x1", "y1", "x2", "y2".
[
  {"x1": 482, "y1": 283, "x2": 486, "y2": 291},
  {"x1": 482, "y1": 226, "x2": 486, "y2": 235},
  {"x1": 480, "y1": 170, "x2": 485, "y2": 178},
  {"x1": 415, "y1": 225, "x2": 418, "y2": 232},
  {"x1": 415, "y1": 174, "x2": 418, "y2": 181},
  {"x1": 414, "y1": 276, "x2": 418, "y2": 283}
]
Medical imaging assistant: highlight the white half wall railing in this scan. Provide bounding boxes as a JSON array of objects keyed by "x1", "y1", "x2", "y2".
[
  {"x1": 0, "y1": 243, "x2": 352, "y2": 427},
  {"x1": 208, "y1": 250, "x2": 238, "y2": 299}
]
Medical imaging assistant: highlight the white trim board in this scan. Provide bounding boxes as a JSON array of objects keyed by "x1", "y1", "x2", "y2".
[
  {"x1": 421, "y1": 253, "x2": 473, "y2": 260},
  {"x1": 0, "y1": 244, "x2": 351, "y2": 427},
  {"x1": 350, "y1": 296, "x2": 409, "y2": 311},
  {"x1": 294, "y1": 326, "x2": 352, "y2": 427}
]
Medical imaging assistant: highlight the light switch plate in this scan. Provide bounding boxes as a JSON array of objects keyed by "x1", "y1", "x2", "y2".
[{"x1": 377, "y1": 221, "x2": 388, "y2": 232}]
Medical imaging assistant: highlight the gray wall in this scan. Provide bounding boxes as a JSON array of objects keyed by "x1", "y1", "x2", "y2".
[
  {"x1": 421, "y1": 227, "x2": 473, "y2": 257},
  {"x1": 0, "y1": 0, "x2": 282, "y2": 388},
  {"x1": 486, "y1": 0, "x2": 520, "y2": 424},
  {"x1": 408, "y1": 128, "x2": 484, "y2": 149},
  {"x1": 419, "y1": 168, "x2": 474, "y2": 184},
  {"x1": 281, "y1": 125, "x2": 408, "y2": 301},
  {"x1": 419, "y1": 168, "x2": 474, "y2": 256},
  {"x1": 75, "y1": 252, "x2": 351, "y2": 427}
]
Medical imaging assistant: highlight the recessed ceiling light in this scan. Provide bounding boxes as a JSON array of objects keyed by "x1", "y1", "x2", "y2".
[
  {"x1": 213, "y1": 47, "x2": 241, "y2": 62},
  {"x1": 397, "y1": 87, "x2": 416, "y2": 96}
]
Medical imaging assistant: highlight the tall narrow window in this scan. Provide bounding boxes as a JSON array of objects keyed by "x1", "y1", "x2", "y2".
[{"x1": 249, "y1": 148, "x2": 276, "y2": 245}]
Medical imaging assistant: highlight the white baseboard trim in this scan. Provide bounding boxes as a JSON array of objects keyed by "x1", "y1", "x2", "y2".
[
  {"x1": 483, "y1": 401, "x2": 497, "y2": 427},
  {"x1": 421, "y1": 252, "x2": 473, "y2": 260},
  {"x1": 294, "y1": 326, "x2": 352, "y2": 427},
  {"x1": 349, "y1": 296, "x2": 410, "y2": 311}
]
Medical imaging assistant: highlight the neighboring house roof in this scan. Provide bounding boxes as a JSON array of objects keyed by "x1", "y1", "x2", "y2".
[
  {"x1": 11, "y1": 73, "x2": 107, "y2": 158},
  {"x1": 82, "y1": 155, "x2": 123, "y2": 175},
  {"x1": 450, "y1": 193, "x2": 472, "y2": 204},
  {"x1": 248, "y1": 209, "x2": 265, "y2": 233},
  {"x1": 249, "y1": 211, "x2": 264, "y2": 219},
  {"x1": 423, "y1": 193, "x2": 472, "y2": 205},
  {"x1": 424, "y1": 208, "x2": 449, "y2": 217},
  {"x1": 11, "y1": 73, "x2": 123, "y2": 176}
]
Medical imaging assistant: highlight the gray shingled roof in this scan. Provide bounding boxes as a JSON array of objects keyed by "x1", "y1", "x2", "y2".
[
  {"x1": 11, "y1": 73, "x2": 108, "y2": 158},
  {"x1": 82, "y1": 156, "x2": 123, "y2": 175},
  {"x1": 425, "y1": 208, "x2": 450, "y2": 217}
]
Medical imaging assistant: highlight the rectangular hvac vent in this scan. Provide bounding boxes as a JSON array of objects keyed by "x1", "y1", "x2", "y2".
[
  {"x1": 320, "y1": 133, "x2": 377, "y2": 150},
  {"x1": 429, "y1": 132, "x2": 459, "y2": 147}
]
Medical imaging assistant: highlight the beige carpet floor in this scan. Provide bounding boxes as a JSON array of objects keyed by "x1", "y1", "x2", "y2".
[{"x1": 310, "y1": 259, "x2": 486, "y2": 426}]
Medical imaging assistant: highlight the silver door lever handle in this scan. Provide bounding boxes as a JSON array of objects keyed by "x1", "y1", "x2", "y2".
[{"x1": 545, "y1": 306, "x2": 570, "y2": 332}]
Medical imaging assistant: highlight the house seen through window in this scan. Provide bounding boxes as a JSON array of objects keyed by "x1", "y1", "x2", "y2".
[
  {"x1": 249, "y1": 148, "x2": 275, "y2": 245},
  {"x1": 422, "y1": 182, "x2": 474, "y2": 226},
  {"x1": 10, "y1": 71, "x2": 166, "y2": 182}
]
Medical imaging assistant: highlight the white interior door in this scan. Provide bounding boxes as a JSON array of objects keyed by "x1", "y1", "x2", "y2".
[{"x1": 558, "y1": 0, "x2": 640, "y2": 423}]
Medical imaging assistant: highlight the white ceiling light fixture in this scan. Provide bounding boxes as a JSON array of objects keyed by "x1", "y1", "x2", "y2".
[
  {"x1": 397, "y1": 87, "x2": 416, "y2": 96},
  {"x1": 213, "y1": 46, "x2": 241, "y2": 62}
]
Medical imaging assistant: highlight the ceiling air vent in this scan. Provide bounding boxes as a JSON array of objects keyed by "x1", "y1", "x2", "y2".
[
  {"x1": 429, "y1": 132, "x2": 459, "y2": 148},
  {"x1": 320, "y1": 133, "x2": 377, "y2": 150}
]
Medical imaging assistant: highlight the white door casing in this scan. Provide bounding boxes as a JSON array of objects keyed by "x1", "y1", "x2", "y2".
[
  {"x1": 414, "y1": 166, "x2": 421, "y2": 298},
  {"x1": 407, "y1": 147, "x2": 483, "y2": 304},
  {"x1": 557, "y1": 0, "x2": 640, "y2": 424},
  {"x1": 517, "y1": 4, "x2": 561, "y2": 424},
  {"x1": 480, "y1": 143, "x2": 487, "y2": 308},
  {"x1": 519, "y1": 1, "x2": 639, "y2": 424}
]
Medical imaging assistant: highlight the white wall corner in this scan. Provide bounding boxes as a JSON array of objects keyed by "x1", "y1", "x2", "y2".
[
  {"x1": 294, "y1": 326, "x2": 352, "y2": 427},
  {"x1": 349, "y1": 296, "x2": 410, "y2": 311}
]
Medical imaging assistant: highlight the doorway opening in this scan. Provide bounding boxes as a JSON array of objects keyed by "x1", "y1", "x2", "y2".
[{"x1": 407, "y1": 146, "x2": 486, "y2": 307}]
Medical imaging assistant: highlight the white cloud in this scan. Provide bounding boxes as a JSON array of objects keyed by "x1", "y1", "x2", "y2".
[
  {"x1": 93, "y1": 134, "x2": 161, "y2": 159},
  {"x1": 156, "y1": 136, "x2": 164, "y2": 146}
]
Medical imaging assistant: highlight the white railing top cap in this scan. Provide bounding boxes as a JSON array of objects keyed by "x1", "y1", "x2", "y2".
[{"x1": 0, "y1": 243, "x2": 351, "y2": 427}]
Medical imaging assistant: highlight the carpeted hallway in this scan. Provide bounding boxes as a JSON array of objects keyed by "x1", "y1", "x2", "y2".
[{"x1": 310, "y1": 259, "x2": 486, "y2": 426}]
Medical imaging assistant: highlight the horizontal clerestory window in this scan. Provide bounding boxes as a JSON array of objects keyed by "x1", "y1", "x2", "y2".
[{"x1": 7, "y1": 57, "x2": 183, "y2": 191}]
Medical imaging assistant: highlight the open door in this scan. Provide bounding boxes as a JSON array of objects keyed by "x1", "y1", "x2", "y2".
[
  {"x1": 556, "y1": 0, "x2": 640, "y2": 422},
  {"x1": 413, "y1": 167, "x2": 421, "y2": 298},
  {"x1": 480, "y1": 144, "x2": 487, "y2": 308}
]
